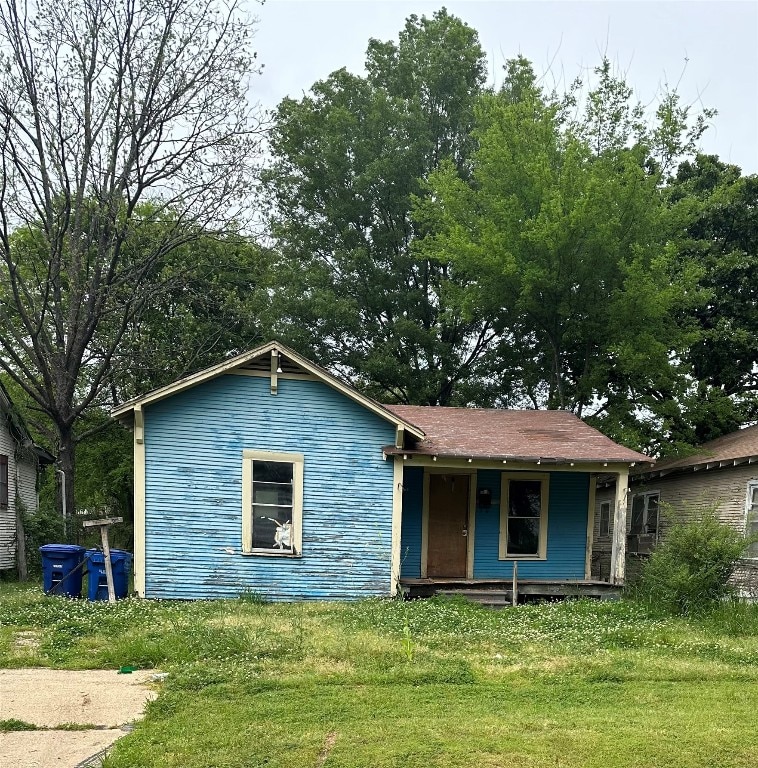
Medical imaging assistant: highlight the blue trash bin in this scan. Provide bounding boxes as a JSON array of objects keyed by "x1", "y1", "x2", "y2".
[
  {"x1": 39, "y1": 544, "x2": 86, "y2": 597},
  {"x1": 86, "y1": 549, "x2": 133, "y2": 600}
]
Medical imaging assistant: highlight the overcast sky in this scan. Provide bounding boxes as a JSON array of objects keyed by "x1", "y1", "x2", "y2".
[{"x1": 252, "y1": 0, "x2": 758, "y2": 174}]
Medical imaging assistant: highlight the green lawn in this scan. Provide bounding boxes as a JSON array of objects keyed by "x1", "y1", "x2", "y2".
[{"x1": 1, "y1": 582, "x2": 757, "y2": 767}]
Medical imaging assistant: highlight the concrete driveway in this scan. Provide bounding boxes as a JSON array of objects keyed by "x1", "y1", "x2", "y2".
[{"x1": 0, "y1": 668, "x2": 157, "y2": 768}]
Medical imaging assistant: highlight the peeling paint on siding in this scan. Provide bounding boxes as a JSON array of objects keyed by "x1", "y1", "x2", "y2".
[
  {"x1": 143, "y1": 374, "x2": 397, "y2": 600},
  {"x1": 399, "y1": 467, "x2": 423, "y2": 578}
]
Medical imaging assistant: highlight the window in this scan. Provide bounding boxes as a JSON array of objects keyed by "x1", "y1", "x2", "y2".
[
  {"x1": 499, "y1": 473, "x2": 549, "y2": 559},
  {"x1": 630, "y1": 492, "x2": 659, "y2": 535},
  {"x1": 0, "y1": 454, "x2": 7, "y2": 509},
  {"x1": 242, "y1": 450, "x2": 303, "y2": 555},
  {"x1": 599, "y1": 501, "x2": 611, "y2": 537},
  {"x1": 746, "y1": 482, "x2": 758, "y2": 559}
]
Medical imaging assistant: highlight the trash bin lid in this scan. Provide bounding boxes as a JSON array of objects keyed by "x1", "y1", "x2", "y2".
[
  {"x1": 39, "y1": 544, "x2": 86, "y2": 554},
  {"x1": 85, "y1": 548, "x2": 132, "y2": 561}
]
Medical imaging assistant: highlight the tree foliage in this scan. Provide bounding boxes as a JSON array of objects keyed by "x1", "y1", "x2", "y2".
[
  {"x1": 414, "y1": 56, "x2": 711, "y2": 453},
  {"x1": 113, "y1": 230, "x2": 270, "y2": 400},
  {"x1": 263, "y1": 9, "x2": 493, "y2": 405},
  {"x1": 668, "y1": 155, "x2": 758, "y2": 442}
]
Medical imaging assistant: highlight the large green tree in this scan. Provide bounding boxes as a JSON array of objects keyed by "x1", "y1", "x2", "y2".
[
  {"x1": 668, "y1": 155, "x2": 758, "y2": 442},
  {"x1": 263, "y1": 9, "x2": 493, "y2": 405},
  {"x1": 415, "y1": 57, "x2": 710, "y2": 454}
]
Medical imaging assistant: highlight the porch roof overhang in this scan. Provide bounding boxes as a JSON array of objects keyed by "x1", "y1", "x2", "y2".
[
  {"x1": 628, "y1": 424, "x2": 758, "y2": 483},
  {"x1": 382, "y1": 445, "x2": 645, "y2": 470}
]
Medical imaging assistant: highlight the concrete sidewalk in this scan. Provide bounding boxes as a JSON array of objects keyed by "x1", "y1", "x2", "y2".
[{"x1": 0, "y1": 668, "x2": 157, "y2": 768}]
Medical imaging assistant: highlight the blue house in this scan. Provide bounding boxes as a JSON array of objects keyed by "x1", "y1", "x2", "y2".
[{"x1": 112, "y1": 342, "x2": 648, "y2": 600}]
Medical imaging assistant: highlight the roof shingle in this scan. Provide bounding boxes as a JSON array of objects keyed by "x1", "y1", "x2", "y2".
[{"x1": 383, "y1": 405, "x2": 649, "y2": 464}]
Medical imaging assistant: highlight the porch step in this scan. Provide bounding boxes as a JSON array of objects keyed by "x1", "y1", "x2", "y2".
[
  {"x1": 402, "y1": 579, "x2": 622, "y2": 605},
  {"x1": 436, "y1": 589, "x2": 514, "y2": 608}
]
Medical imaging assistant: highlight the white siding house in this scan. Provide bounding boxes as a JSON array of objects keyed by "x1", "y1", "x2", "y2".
[{"x1": 0, "y1": 383, "x2": 54, "y2": 570}]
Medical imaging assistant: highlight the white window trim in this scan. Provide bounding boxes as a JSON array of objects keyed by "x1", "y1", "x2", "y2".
[
  {"x1": 629, "y1": 491, "x2": 660, "y2": 536},
  {"x1": 498, "y1": 472, "x2": 549, "y2": 560},
  {"x1": 242, "y1": 450, "x2": 304, "y2": 556},
  {"x1": 745, "y1": 481, "x2": 758, "y2": 560}
]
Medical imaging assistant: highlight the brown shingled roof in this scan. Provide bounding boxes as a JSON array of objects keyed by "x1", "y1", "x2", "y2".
[
  {"x1": 638, "y1": 423, "x2": 758, "y2": 476},
  {"x1": 383, "y1": 405, "x2": 650, "y2": 465}
]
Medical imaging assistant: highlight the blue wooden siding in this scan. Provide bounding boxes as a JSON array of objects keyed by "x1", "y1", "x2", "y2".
[
  {"x1": 399, "y1": 468, "x2": 590, "y2": 579},
  {"x1": 144, "y1": 374, "x2": 397, "y2": 600},
  {"x1": 473, "y1": 470, "x2": 589, "y2": 579},
  {"x1": 399, "y1": 467, "x2": 424, "y2": 578}
]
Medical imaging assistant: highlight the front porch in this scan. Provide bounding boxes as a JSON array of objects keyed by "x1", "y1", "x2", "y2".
[{"x1": 400, "y1": 577, "x2": 622, "y2": 606}]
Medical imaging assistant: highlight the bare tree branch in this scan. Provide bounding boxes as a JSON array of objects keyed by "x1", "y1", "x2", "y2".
[{"x1": 0, "y1": 0, "x2": 263, "y2": 516}]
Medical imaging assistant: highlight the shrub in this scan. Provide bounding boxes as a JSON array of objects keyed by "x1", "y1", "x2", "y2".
[
  {"x1": 22, "y1": 506, "x2": 65, "y2": 574},
  {"x1": 633, "y1": 509, "x2": 751, "y2": 615}
]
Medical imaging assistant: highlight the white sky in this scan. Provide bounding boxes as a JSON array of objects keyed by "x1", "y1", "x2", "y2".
[{"x1": 252, "y1": 0, "x2": 758, "y2": 174}]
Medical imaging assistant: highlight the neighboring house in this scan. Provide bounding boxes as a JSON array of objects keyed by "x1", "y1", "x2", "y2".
[
  {"x1": 593, "y1": 425, "x2": 758, "y2": 593},
  {"x1": 0, "y1": 382, "x2": 55, "y2": 570},
  {"x1": 112, "y1": 341, "x2": 649, "y2": 601}
]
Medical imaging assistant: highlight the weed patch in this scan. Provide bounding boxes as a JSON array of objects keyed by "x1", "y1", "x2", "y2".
[{"x1": 0, "y1": 718, "x2": 40, "y2": 731}]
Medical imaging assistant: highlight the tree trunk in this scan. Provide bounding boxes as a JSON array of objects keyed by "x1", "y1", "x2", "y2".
[{"x1": 58, "y1": 426, "x2": 76, "y2": 543}]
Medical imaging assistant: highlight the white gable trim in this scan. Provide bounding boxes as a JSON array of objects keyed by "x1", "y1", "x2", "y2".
[{"x1": 111, "y1": 341, "x2": 425, "y2": 439}]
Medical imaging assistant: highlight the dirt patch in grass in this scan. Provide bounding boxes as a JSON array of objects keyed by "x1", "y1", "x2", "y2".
[{"x1": 13, "y1": 631, "x2": 41, "y2": 649}]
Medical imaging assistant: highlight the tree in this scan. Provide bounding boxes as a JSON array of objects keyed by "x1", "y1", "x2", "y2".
[
  {"x1": 668, "y1": 155, "x2": 758, "y2": 442},
  {"x1": 115, "y1": 231, "x2": 270, "y2": 398},
  {"x1": 0, "y1": 0, "x2": 262, "y2": 518},
  {"x1": 263, "y1": 9, "x2": 494, "y2": 406},
  {"x1": 415, "y1": 57, "x2": 709, "y2": 453}
]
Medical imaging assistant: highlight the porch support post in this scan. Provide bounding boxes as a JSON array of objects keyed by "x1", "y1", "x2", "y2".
[
  {"x1": 390, "y1": 455, "x2": 404, "y2": 596},
  {"x1": 609, "y1": 469, "x2": 629, "y2": 585},
  {"x1": 133, "y1": 405, "x2": 146, "y2": 597}
]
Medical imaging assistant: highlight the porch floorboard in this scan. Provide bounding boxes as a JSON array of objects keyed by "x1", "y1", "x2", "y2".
[{"x1": 399, "y1": 577, "x2": 621, "y2": 604}]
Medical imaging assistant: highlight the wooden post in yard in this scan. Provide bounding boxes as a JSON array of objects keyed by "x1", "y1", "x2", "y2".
[
  {"x1": 511, "y1": 560, "x2": 518, "y2": 607},
  {"x1": 82, "y1": 517, "x2": 123, "y2": 603}
]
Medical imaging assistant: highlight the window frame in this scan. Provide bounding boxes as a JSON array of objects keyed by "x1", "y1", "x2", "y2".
[
  {"x1": 0, "y1": 454, "x2": 8, "y2": 510},
  {"x1": 745, "y1": 481, "x2": 758, "y2": 560},
  {"x1": 241, "y1": 450, "x2": 304, "y2": 556},
  {"x1": 498, "y1": 472, "x2": 549, "y2": 560},
  {"x1": 599, "y1": 501, "x2": 611, "y2": 538},
  {"x1": 629, "y1": 491, "x2": 660, "y2": 536}
]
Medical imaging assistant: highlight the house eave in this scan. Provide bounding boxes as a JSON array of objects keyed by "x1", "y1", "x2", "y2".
[
  {"x1": 111, "y1": 340, "x2": 425, "y2": 440},
  {"x1": 632, "y1": 454, "x2": 758, "y2": 483},
  {"x1": 0, "y1": 380, "x2": 55, "y2": 464},
  {"x1": 382, "y1": 446, "x2": 650, "y2": 469}
]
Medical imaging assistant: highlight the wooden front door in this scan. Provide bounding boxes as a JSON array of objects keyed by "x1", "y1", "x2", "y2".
[{"x1": 427, "y1": 474, "x2": 470, "y2": 578}]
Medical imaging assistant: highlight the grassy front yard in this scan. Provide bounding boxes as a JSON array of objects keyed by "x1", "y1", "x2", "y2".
[{"x1": 1, "y1": 583, "x2": 757, "y2": 767}]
